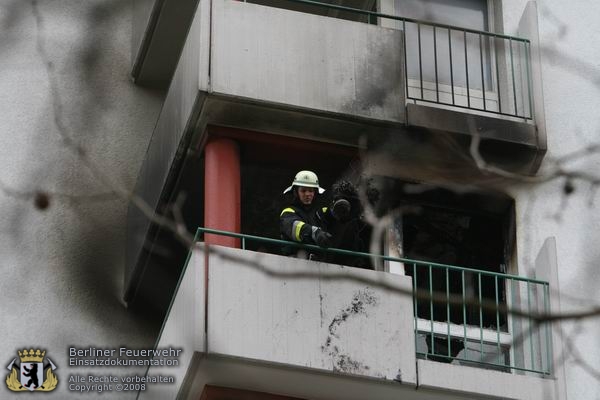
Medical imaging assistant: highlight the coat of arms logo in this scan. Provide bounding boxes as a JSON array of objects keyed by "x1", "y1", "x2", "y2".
[{"x1": 5, "y1": 349, "x2": 58, "y2": 392}]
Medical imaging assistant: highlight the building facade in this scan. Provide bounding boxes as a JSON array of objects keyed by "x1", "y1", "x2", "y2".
[{"x1": 126, "y1": 0, "x2": 600, "y2": 399}]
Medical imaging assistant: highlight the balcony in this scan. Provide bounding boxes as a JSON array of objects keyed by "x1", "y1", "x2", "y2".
[
  {"x1": 138, "y1": 229, "x2": 559, "y2": 400},
  {"x1": 247, "y1": 0, "x2": 534, "y2": 120},
  {"x1": 129, "y1": 0, "x2": 545, "y2": 156},
  {"x1": 134, "y1": 0, "x2": 539, "y2": 123}
]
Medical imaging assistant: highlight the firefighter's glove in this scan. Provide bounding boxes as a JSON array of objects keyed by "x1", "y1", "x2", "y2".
[
  {"x1": 331, "y1": 198, "x2": 351, "y2": 221},
  {"x1": 312, "y1": 228, "x2": 333, "y2": 247}
]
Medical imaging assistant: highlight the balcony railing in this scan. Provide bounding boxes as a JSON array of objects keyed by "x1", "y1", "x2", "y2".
[
  {"x1": 196, "y1": 227, "x2": 552, "y2": 376},
  {"x1": 240, "y1": 0, "x2": 534, "y2": 121}
]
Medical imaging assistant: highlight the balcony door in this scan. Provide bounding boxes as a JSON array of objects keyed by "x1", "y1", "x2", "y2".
[{"x1": 384, "y1": 0, "x2": 500, "y2": 113}]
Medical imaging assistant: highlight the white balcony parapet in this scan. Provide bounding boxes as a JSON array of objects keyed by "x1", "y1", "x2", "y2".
[{"x1": 140, "y1": 243, "x2": 416, "y2": 399}]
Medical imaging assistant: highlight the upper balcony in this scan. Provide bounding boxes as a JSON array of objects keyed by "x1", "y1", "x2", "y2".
[
  {"x1": 138, "y1": 228, "x2": 560, "y2": 400},
  {"x1": 132, "y1": 0, "x2": 545, "y2": 169}
]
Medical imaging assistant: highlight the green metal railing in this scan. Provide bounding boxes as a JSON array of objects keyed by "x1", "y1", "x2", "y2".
[
  {"x1": 196, "y1": 227, "x2": 552, "y2": 375},
  {"x1": 240, "y1": 0, "x2": 534, "y2": 120}
]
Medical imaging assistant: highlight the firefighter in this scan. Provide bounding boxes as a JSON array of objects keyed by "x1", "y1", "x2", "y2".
[
  {"x1": 280, "y1": 170, "x2": 332, "y2": 252},
  {"x1": 315, "y1": 179, "x2": 372, "y2": 269}
]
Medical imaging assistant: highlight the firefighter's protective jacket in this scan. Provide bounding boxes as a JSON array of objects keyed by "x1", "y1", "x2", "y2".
[{"x1": 280, "y1": 201, "x2": 322, "y2": 244}]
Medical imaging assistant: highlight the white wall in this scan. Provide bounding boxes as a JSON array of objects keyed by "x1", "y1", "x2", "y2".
[
  {"x1": 0, "y1": 1, "x2": 163, "y2": 398},
  {"x1": 501, "y1": 1, "x2": 600, "y2": 399},
  {"x1": 211, "y1": 0, "x2": 405, "y2": 122}
]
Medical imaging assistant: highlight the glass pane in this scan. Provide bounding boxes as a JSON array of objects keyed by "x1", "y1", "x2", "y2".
[
  {"x1": 397, "y1": 0, "x2": 492, "y2": 92},
  {"x1": 395, "y1": 0, "x2": 488, "y2": 30}
]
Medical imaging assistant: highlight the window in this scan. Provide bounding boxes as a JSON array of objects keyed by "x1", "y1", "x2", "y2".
[{"x1": 400, "y1": 0, "x2": 491, "y2": 86}]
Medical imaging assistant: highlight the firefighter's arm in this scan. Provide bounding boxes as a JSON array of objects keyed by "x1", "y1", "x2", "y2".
[
  {"x1": 281, "y1": 208, "x2": 332, "y2": 246},
  {"x1": 280, "y1": 208, "x2": 313, "y2": 243}
]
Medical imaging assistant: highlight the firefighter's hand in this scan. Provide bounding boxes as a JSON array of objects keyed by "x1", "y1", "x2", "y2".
[
  {"x1": 314, "y1": 229, "x2": 333, "y2": 247},
  {"x1": 331, "y1": 198, "x2": 351, "y2": 221}
]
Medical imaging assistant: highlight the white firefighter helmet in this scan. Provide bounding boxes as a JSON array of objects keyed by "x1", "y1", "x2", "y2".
[{"x1": 283, "y1": 170, "x2": 325, "y2": 194}]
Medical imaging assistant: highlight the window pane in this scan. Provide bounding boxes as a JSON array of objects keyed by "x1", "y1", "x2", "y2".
[
  {"x1": 395, "y1": 0, "x2": 488, "y2": 30},
  {"x1": 398, "y1": 0, "x2": 492, "y2": 92}
]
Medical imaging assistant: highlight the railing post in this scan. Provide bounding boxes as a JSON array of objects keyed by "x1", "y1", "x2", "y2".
[
  {"x1": 525, "y1": 42, "x2": 535, "y2": 121},
  {"x1": 495, "y1": 275, "x2": 501, "y2": 365},
  {"x1": 494, "y1": 36, "x2": 503, "y2": 114},
  {"x1": 418, "y1": 23, "x2": 424, "y2": 100},
  {"x1": 479, "y1": 33, "x2": 487, "y2": 111},
  {"x1": 544, "y1": 283, "x2": 552, "y2": 375},
  {"x1": 509, "y1": 38, "x2": 519, "y2": 116},
  {"x1": 448, "y1": 28, "x2": 455, "y2": 105},
  {"x1": 433, "y1": 26, "x2": 439, "y2": 103},
  {"x1": 446, "y1": 267, "x2": 451, "y2": 358},
  {"x1": 464, "y1": 31, "x2": 471, "y2": 108}
]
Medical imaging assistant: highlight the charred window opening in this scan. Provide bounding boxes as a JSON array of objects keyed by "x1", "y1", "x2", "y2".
[{"x1": 375, "y1": 178, "x2": 515, "y2": 366}]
